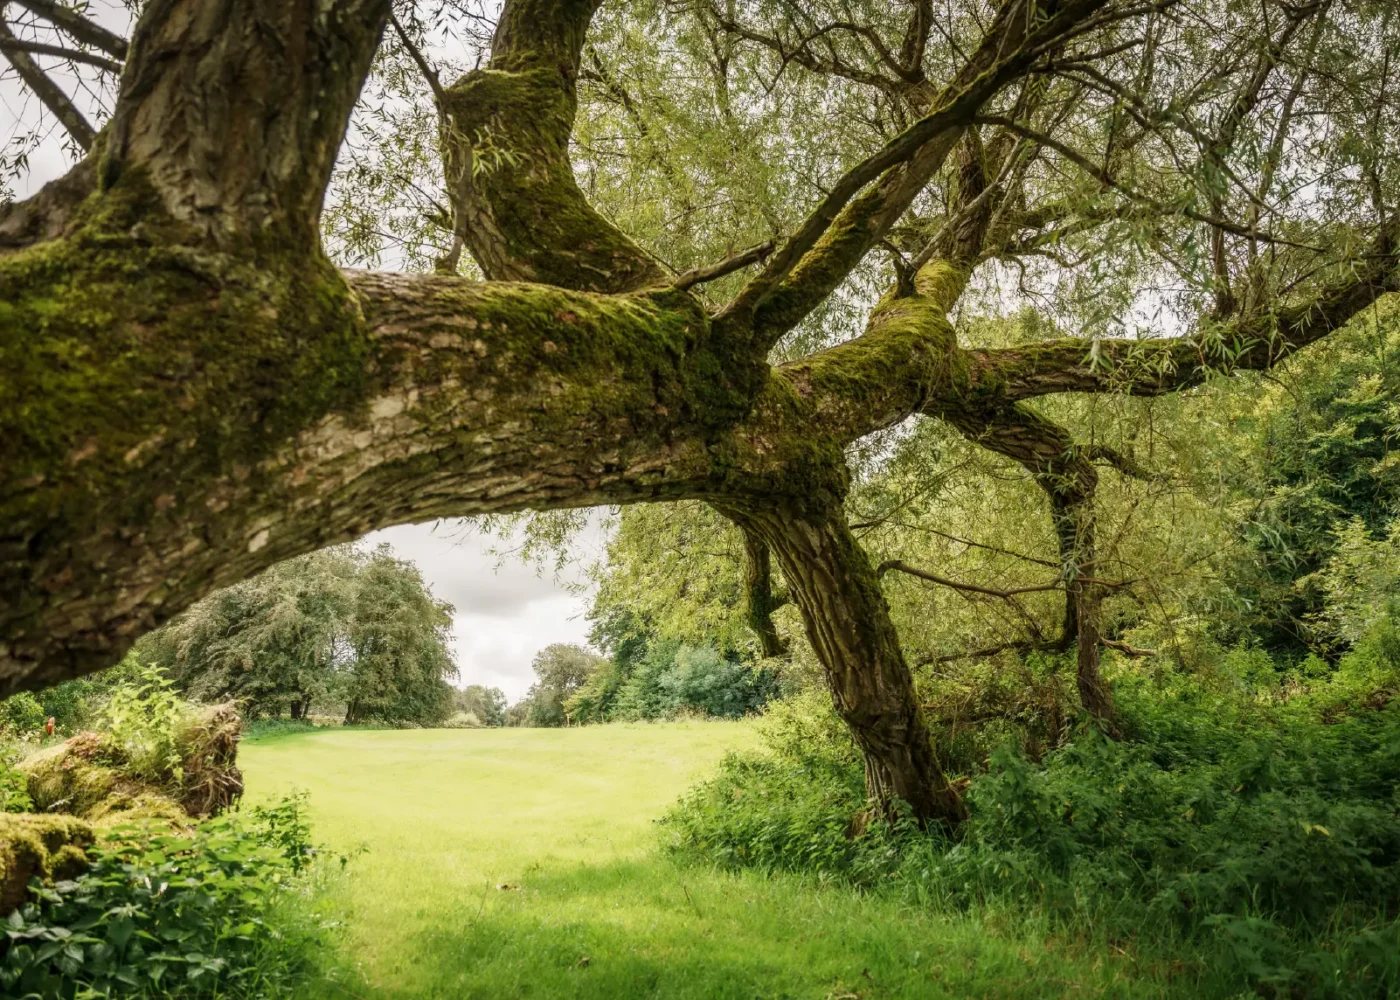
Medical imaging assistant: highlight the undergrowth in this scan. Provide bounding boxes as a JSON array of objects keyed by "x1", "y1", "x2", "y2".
[
  {"x1": 1, "y1": 792, "x2": 334, "y2": 999},
  {"x1": 664, "y1": 639, "x2": 1400, "y2": 998}
]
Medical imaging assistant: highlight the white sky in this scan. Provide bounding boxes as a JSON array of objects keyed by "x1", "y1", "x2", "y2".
[
  {"x1": 362, "y1": 522, "x2": 604, "y2": 702},
  {"x1": 2, "y1": 7, "x2": 603, "y2": 703}
]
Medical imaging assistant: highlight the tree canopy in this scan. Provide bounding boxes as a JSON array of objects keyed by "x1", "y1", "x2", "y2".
[
  {"x1": 137, "y1": 544, "x2": 458, "y2": 725},
  {"x1": 2, "y1": 0, "x2": 1397, "y2": 823}
]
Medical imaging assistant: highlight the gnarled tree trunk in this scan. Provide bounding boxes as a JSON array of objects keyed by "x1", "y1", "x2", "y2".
[{"x1": 724, "y1": 490, "x2": 965, "y2": 826}]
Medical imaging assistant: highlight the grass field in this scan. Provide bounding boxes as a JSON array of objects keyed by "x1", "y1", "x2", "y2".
[{"x1": 241, "y1": 724, "x2": 1184, "y2": 999}]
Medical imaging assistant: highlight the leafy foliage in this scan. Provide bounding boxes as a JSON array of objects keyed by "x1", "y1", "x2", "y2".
[
  {"x1": 450, "y1": 685, "x2": 508, "y2": 728},
  {"x1": 0, "y1": 796, "x2": 325, "y2": 999},
  {"x1": 138, "y1": 544, "x2": 458, "y2": 726},
  {"x1": 0, "y1": 747, "x2": 31, "y2": 814},
  {"x1": 666, "y1": 644, "x2": 1400, "y2": 996},
  {"x1": 511, "y1": 644, "x2": 608, "y2": 727},
  {"x1": 100, "y1": 661, "x2": 188, "y2": 785}
]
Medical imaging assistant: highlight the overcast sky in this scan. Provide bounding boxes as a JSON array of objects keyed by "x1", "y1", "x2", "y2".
[
  {"x1": 362, "y1": 522, "x2": 604, "y2": 701},
  {"x1": 3, "y1": 18, "x2": 604, "y2": 704}
]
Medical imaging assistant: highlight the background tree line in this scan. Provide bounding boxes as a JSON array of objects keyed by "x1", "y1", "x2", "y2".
[
  {"x1": 508, "y1": 632, "x2": 779, "y2": 728},
  {"x1": 133, "y1": 545, "x2": 460, "y2": 728}
]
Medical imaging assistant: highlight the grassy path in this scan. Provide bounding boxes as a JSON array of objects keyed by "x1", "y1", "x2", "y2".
[{"x1": 241, "y1": 724, "x2": 1164, "y2": 999}]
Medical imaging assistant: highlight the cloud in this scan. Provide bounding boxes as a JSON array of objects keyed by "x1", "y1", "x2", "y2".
[{"x1": 362, "y1": 521, "x2": 599, "y2": 702}]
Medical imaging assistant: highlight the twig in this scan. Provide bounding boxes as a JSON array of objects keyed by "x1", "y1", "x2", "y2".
[
  {"x1": 1102, "y1": 637, "x2": 1157, "y2": 657},
  {"x1": 0, "y1": 37, "x2": 120, "y2": 73},
  {"x1": 0, "y1": 15, "x2": 94, "y2": 150},
  {"x1": 877, "y1": 559, "x2": 1061, "y2": 598},
  {"x1": 389, "y1": 11, "x2": 449, "y2": 109},
  {"x1": 10, "y1": 0, "x2": 127, "y2": 58},
  {"x1": 673, "y1": 240, "x2": 774, "y2": 290}
]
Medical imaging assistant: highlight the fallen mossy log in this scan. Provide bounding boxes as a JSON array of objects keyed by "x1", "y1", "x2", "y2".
[
  {"x1": 19, "y1": 702, "x2": 243, "y2": 823},
  {"x1": 0, "y1": 702, "x2": 244, "y2": 915},
  {"x1": 0, "y1": 814, "x2": 93, "y2": 916}
]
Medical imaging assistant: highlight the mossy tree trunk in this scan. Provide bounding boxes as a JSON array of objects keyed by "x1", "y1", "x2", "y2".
[
  {"x1": 3, "y1": 0, "x2": 1397, "y2": 824},
  {"x1": 723, "y1": 493, "x2": 965, "y2": 826}
]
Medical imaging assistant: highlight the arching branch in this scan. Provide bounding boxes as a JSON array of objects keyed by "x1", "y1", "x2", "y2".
[{"x1": 966, "y1": 219, "x2": 1400, "y2": 403}]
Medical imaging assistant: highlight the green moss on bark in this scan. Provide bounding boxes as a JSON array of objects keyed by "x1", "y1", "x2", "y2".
[{"x1": 0, "y1": 170, "x2": 373, "y2": 518}]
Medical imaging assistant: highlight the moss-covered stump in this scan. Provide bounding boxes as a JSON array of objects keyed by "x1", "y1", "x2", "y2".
[
  {"x1": 177, "y1": 702, "x2": 244, "y2": 818},
  {"x1": 0, "y1": 814, "x2": 93, "y2": 915},
  {"x1": 18, "y1": 701, "x2": 244, "y2": 824}
]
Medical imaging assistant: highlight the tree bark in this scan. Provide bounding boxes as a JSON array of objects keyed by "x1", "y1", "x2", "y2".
[
  {"x1": 102, "y1": 0, "x2": 391, "y2": 252},
  {"x1": 946, "y1": 405, "x2": 1116, "y2": 725},
  {"x1": 736, "y1": 524, "x2": 788, "y2": 659},
  {"x1": 724, "y1": 492, "x2": 965, "y2": 826}
]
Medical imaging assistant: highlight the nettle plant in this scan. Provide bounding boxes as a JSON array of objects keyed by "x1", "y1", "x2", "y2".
[
  {"x1": 1, "y1": 796, "x2": 324, "y2": 998},
  {"x1": 100, "y1": 661, "x2": 189, "y2": 785},
  {"x1": 2, "y1": 0, "x2": 1398, "y2": 824}
]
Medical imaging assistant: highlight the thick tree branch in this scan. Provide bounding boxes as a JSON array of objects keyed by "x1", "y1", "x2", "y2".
[
  {"x1": 0, "y1": 16, "x2": 95, "y2": 150},
  {"x1": 101, "y1": 0, "x2": 391, "y2": 251},
  {"x1": 9, "y1": 0, "x2": 128, "y2": 58},
  {"x1": 967, "y1": 223, "x2": 1400, "y2": 402},
  {"x1": 440, "y1": 0, "x2": 665, "y2": 293}
]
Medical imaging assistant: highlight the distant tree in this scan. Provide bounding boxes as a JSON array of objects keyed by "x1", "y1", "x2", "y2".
[
  {"x1": 142, "y1": 548, "x2": 359, "y2": 719},
  {"x1": 142, "y1": 545, "x2": 457, "y2": 725},
  {"x1": 454, "y1": 685, "x2": 507, "y2": 727},
  {"x1": 341, "y1": 546, "x2": 458, "y2": 725},
  {"x1": 519, "y1": 644, "x2": 606, "y2": 727}
]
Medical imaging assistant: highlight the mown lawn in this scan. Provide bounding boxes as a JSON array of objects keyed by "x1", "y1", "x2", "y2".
[{"x1": 241, "y1": 724, "x2": 1186, "y2": 999}]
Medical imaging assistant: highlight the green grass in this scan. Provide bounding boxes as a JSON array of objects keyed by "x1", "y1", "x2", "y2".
[{"x1": 241, "y1": 724, "x2": 1193, "y2": 999}]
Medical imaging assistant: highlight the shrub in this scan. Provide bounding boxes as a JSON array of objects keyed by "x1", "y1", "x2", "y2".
[
  {"x1": 1, "y1": 795, "x2": 324, "y2": 998},
  {"x1": 0, "y1": 693, "x2": 45, "y2": 737},
  {"x1": 665, "y1": 658, "x2": 1400, "y2": 996},
  {"x1": 101, "y1": 662, "x2": 189, "y2": 785},
  {"x1": 0, "y1": 750, "x2": 31, "y2": 814}
]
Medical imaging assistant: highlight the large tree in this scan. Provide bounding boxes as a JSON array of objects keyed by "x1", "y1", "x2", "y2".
[
  {"x1": 139, "y1": 543, "x2": 458, "y2": 723},
  {"x1": 1, "y1": 0, "x2": 1396, "y2": 824}
]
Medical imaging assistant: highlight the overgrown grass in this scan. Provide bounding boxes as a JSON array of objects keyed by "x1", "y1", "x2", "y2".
[{"x1": 244, "y1": 721, "x2": 1276, "y2": 999}]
